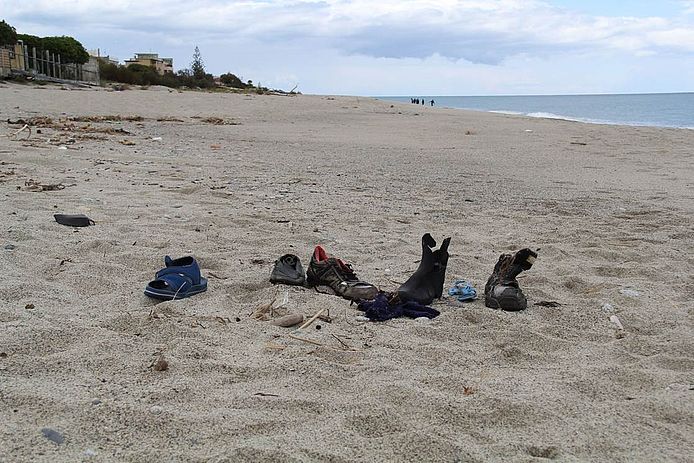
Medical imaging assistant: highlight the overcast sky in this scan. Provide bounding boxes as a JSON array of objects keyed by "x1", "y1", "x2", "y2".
[{"x1": 2, "y1": 0, "x2": 693, "y2": 95}]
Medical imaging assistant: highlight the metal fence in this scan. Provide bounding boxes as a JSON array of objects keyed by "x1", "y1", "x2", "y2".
[{"x1": 0, "y1": 42, "x2": 99, "y2": 85}]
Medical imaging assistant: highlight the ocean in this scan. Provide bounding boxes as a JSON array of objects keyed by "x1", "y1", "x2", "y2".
[{"x1": 379, "y1": 93, "x2": 694, "y2": 129}]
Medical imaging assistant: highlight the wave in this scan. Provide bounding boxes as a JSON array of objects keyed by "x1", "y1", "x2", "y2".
[{"x1": 488, "y1": 110, "x2": 524, "y2": 115}]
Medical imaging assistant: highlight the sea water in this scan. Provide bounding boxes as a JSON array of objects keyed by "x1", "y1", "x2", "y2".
[{"x1": 379, "y1": 93, "x2": 694, "y2": 129}]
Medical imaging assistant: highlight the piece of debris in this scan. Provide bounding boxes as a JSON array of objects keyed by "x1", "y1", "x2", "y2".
[
  {"x1": 119, "y1": 140, "x2": 136, "y2": 146},
  {"x1": 25, "y1": 303, "x2": 35, "y2": 310},
  {"x1": 270, "y1": 313, "x2": 304, "y2": 327},
  {"x1": 610, "y1": 315, "x2": 624, "y2": 330},
  {"x1": 601, "y1": 302, "x2": 615, "y2": 313},
  {"x1": 68, "y1": 115, "x2": 142, "y2": 122},
  {"x1": 24, "y1": 178, "x2": 67, "y2": 191},
  {"x1": 534, "y1": 300, "x2": 561, "y2": 307},
  {"x1": 619, "y1": 288, "x2": 640, "y2": 297},
  {"x1": 570, "y1": 141, "x2": 587, "y2": 145},
  {"x1": 151, "y1": 354, "x2": 169, "y2": 371},
  {"x1": 254, "y1": 392, "x2": 280, "y2": 397},
  {"x1": 41, "y1": 428, "x2": 65, "y2": 445}
]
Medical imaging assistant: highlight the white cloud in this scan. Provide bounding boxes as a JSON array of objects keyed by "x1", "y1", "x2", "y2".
[
  {"x1": 3, "y1": 0, "x2": 693, "y2": 62},
  {"x1": 1, "y1": 1, "x2": 692, "y2": 93}
]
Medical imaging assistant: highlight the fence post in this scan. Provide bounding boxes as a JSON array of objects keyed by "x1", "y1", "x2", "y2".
[
  {"x1": 23, "y1": 44, "x2": 29, "y2": 71},
  {"x1": 45, "y1": 50, "x2": 49, "y2": 75},
  {"x1": 32, "y1": 47, "x2": 37, "y2": 73},
  {"x1": 57, "y1": 54, "x2": 62, "y2": 79}
]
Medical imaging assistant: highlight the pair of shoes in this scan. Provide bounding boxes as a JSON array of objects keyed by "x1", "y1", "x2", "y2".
[
  {"x1": 484, "y1": 248, "x2": 537, "y2": 311},
  {"x1": 448, "y1": 280, "x2": 477, "y2": 302},
  {"x1": 144, "y1": 256, "x2": 208, "y2": 300}
]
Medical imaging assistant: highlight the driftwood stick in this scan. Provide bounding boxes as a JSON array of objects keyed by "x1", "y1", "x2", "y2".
[
  {"x1": 331, "y1": 334, "x2": 350, "y2": 349},
  {"x1": 288, "y1": 333, "x2": 323, "y2": 346},
  {"x1": 296, "y1": 308, "x2": 325, "y2": 331}
]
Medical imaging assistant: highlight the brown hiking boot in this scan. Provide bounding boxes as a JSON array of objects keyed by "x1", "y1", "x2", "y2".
[
  {"x1": 306, "y1": 246, "x2": 378, "y2": 301},
  {"x1": 484, "y1": 248, "x2": 537, "y2": 311}
]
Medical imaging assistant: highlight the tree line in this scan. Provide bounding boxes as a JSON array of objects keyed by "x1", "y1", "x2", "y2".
[{"x1": 2, "y1": 19, "x2": 266, "y2": 91}]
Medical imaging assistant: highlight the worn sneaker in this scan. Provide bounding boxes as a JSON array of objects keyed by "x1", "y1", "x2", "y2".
[
  {"x1": 484, "y1": 248, "x2": 537, "y2": 311},
  {"x1": 306, "y1": 245, "x2": 379, "y2": 300},
  {"x1": 270, "y1": 254, "x2": 305, "y2": 286}
]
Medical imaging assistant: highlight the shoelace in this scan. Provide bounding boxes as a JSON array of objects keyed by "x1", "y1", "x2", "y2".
[{"x1": 336, "y1": 260, "x2": 360, "y2": 282}]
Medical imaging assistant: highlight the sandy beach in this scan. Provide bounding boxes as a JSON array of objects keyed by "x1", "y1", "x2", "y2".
[{"x1": 0, "y1": 82, "x2": 692, "y2": 462}]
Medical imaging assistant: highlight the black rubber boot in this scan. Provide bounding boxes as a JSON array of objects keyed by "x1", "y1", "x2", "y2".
[
  {"x1": 484, "y1": 248, "x2": 537, "y2": 311},
  {"x1": 397, "y1": 233, "x2": 451, "y2": 305}
]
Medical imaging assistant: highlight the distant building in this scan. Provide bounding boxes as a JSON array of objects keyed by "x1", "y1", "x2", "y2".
[
  {"x1": 89, "y1": 49, "x2": 119, "y2": 66},
  {"x1": 124, "y1": 53, "x2": 174, "y2": 75}
]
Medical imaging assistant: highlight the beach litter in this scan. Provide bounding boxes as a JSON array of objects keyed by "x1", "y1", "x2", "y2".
[
  {"x1": 41, "y1": 428, "x2": 65, "y2": 445},
  {"x1": 24, "y1": 179, "x2": 68, "y2": 192},
  {"x1": 610, "y1": 315, "x2": 624, "y2": 330},
  {"x1": 534, "y1": 300, "x2": 561, "y2": 307},
  {"x1": 151, "y1": 353, "x2": 169, "y2": 371},
  {"x1": 619, "y1": 288, "x2": 640, "y2": 297},
  {"x1": 270, "y1": 313, "x2": 304, "y2": 327}
]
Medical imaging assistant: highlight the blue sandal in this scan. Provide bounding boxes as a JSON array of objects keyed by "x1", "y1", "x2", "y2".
[
  {"x1": 448, "y1": 280, "x2": 477, "y2": 302},
  {"x1": 144, "y1": 256, "x2": 208, "y2": 300}
]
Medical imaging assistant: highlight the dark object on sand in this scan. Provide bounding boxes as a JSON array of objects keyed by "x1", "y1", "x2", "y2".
[
  {"x1": 270, "y1": 254, "x2": 306, "y2": 286},
  {"x1": 41, "y1": 428, "x2": 65, "y2": 445},
  {"x1": 53, "y1": 214, "x2": 95, "y2": 227},
  {"x1": 534, "y1": 300, "x2": 561, "y2": 307},
  {"x1": 358, "y1": 292, "x2": 440, "y2": 321},
  {"x1": 306, "y1": 245, "x2": 378, "y2": 300},
  {"x1": 484, "y1": 248, "x2": 538, "y2": 311},
  {"x1": 144, "y1": 256, "x2": 208, "y2": 300},
  {"x1": 398, "y1": 233, "x2": 451, "y2": 305}
]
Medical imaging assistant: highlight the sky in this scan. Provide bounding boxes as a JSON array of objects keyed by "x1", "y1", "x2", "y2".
[{"x1": 1, "y1": 0, "x2": 693, "y2": 95}]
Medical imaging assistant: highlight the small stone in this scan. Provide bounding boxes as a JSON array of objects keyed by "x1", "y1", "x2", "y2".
[
  {"x1": 619, "y1": 288, "x2": 640, "y2": 297},
  {"x1": 415, "y1": 316, "x2": 431, "y2": 322},
  {"x1": 84, "y1": 449, "x2": 98, "y2": 457},
  {"x1": 25, "y1": 303, "x2": 34, "y2": 310},
  {"x1": 41, "y1": 428, "x2": 64, "y2": 444},
  {"x1": 4, "y1": 244, "x2": 15, "y2": 250},
  {"x1": 150, "y1": 405, "x2": 162, "y2": 415},
  {"x1": 355, "y1": 316, "x2": 370, "y2": 322},
  {"x1": 91, "y1": 399, "x2": 101, "y2": 405},
  {"x1": 0, "y1": 352, "x2": 7, "y2": 358},
  {"x1": 152, "y1": 354, "x2": 168, "y2": 371}
]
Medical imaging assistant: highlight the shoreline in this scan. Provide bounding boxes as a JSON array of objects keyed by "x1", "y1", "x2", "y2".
[{"x1": 376, "y1": 93, "x2": 694, "y2": 130}]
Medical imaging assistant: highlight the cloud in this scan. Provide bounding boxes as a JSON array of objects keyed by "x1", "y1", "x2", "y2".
[{"x1": 2, "y1": 0, "x2": 693, "y2": 64}]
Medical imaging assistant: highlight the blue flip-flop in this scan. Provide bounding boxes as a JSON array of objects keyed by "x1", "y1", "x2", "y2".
[
  {"x1": 448, "y1": 280, "x2": 477, "y2": 302},
  {"x1": 144, "y1": 256, "x2": 208, "y2": 300}
]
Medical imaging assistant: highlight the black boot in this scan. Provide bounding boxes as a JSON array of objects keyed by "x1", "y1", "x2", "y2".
[
  {"x1": 398, "y1": 233, "x2": 451, "y2": 305},
  {"x1": 484, "y1": 248, "x2": 537, "y2": 311}
]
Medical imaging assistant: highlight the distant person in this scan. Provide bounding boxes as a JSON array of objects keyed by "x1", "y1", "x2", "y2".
[
  {"x1": 421, "y1": 98, "x2": 424, "y2": 105},
  {"x1": 430, "y1": 99, "x2": 435, "y2": 106}
]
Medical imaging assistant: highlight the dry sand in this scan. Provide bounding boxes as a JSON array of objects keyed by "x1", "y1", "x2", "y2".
[{"x1": 0, "y1": 82, "x2": 692, "y2": 462}]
